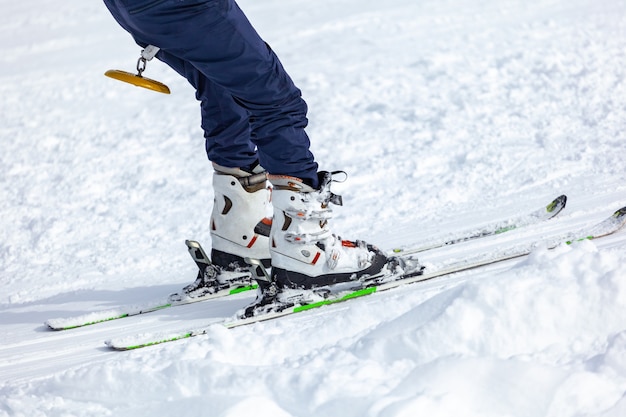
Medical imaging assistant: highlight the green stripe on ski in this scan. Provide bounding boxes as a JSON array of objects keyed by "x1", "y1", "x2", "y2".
[
  {"x1": 494, "y1": 225, "x2": 516, "y2": 234},
  {"x1": 121, "y1": 332, "x2": 194, "y2": 350},
  {"x1": 56, "y1": 303, "x2": 173, "y2": 330},
  {"x1": 545, "y1": 198, "x2": 560, "y2": 213},
  {"x1": 566, "y1": 236, "x2": 594, "y2": 245},
  {"x1": 229, "y1": 284, "x2": 258, "y2": 295},
  {"x1": 293, "y1": 287, "x2": 378, "y2": 313},
  {"x1": 59, "y1": 314, "x2": 131, "y2": 330}
]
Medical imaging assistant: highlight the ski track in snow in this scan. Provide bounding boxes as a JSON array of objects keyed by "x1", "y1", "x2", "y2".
[{"x1": 1, "y1": 0, "x2": 626, "y2": 416}]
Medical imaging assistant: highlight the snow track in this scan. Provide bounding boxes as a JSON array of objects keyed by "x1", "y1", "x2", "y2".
[{"x1": 2, "y1": 199, "x2": 625, "y2": 377}]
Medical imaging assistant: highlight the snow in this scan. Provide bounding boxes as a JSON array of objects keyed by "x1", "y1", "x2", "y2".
[{"x1": 1, "y1": 0, "x2": 626, "y2": 415}]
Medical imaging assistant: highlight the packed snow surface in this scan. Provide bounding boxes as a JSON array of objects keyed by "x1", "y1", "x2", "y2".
[{"x1": 1, "y1": 0, "x2": 626, "y2": 416}]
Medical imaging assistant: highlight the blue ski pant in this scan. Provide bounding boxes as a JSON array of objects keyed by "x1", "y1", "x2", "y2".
[{"x1": 103, "y1": 0, "x2": 318, "y2": 185}]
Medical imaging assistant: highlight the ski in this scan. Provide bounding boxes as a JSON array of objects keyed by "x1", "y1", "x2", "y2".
[
  {"x1": 104, "y1": 205, "x2": 626, "y2": 351},
  {"x1": 44, "y1": 284, "x2": 256, "y2": 330},
  {"x1": 45, "y1": 283, "x2": 258, "y2": 330},
  {"x1": 46, "y1": 196, "x2": 564, "y2": 331},
  {"x1": 391, "y1": 194, "x2": 567, "y2": 255},
  {"x1": 45, "y1": 240, "x2": 258, "y2": 330}
]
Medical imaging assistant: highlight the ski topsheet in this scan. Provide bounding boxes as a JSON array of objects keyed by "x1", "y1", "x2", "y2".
[
  {"x1": 104, "y1": 205, "x2": 626, "y2": 351},
  {"x1": 45, "y1": 195, "x2": 566, "y2": 331},
  {"x1": 391, "y1": 194, "x2": 567, "y2": 255}
]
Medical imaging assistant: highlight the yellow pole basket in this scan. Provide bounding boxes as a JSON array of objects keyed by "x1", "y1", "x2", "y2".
[
  {"x1": 105, "y1": 69, "x2": 171, "y2": 94},
  {"x1": 105, "y1": 45, "x2": 171, "y2": 94}
]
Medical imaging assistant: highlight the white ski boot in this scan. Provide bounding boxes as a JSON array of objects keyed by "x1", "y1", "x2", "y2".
[
  {"x1": 241, "y1": 171, "x2": 397, "y2": 317},
  {"x1": 169, "y1": 163, "x2": 272, "y2": 302}
]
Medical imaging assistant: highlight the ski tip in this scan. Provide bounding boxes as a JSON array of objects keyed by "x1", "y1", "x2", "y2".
[
  {"x1": 547, "y1": 194, "x2": 567, "y2": 214},
  {"x1": 44, "y1": 318, "x2": 85, "y2": 331},
  {"x1": 44, "y1": 320, "x2": 62, "y2": 331},
  {"x1": 613, "y1": 206, "x2": 626, "y2": 219},
  {"x1": 104, "y1": 339, "x2": 138, "y2": 351}
]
